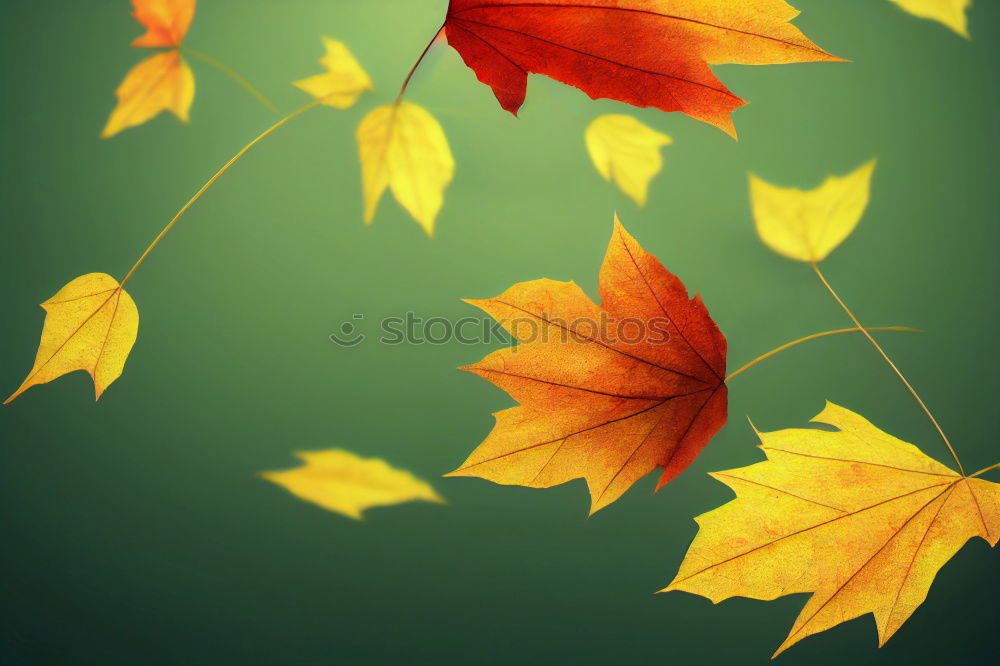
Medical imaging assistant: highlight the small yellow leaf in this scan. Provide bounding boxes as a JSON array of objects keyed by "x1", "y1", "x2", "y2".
[
  {"x1": 664, "y1": 403, "x2": 1000, "y2": 656},
  {"x1": 6, "y1": 274, "x2": 139, "y2": 404},
  {"x1": 262, "y1": 450, "x2": 444, "y2": 520},
  {"x1": 888, "y1": 0, "x2": 971, "y2": 37},
  {"x1": 749, "y1": 160, "x2": 877, "y2": 264},
  {"x1": 102, "y1": 50, "x2": 195, "y2": 139},
  {"x1": 357, "y1": 102, "x2": 455, "y2": 236},
  {"x1": 293, "y1": 37, "x2": 373, "y2": 109},
  {"x1": 585, "y1": 114, "x2": 673, "y2": 206}
]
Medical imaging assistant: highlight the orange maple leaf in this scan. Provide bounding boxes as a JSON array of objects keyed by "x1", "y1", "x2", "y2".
[
  {"x1": 130, "y1": 0, "x2": 196, "y2": 49},
  {"x1": 448, "y1": 217, "x2": 728, "y2": 513}
]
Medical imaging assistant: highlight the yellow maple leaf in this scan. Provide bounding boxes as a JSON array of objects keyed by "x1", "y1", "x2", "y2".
[
  {"x1": 102, "y1": 51, "x2": 195, "y2": 139},
  {"x1": 749, "y1": 160, "x2": 877, "y2": 263},
  {"x1": 888, "y1": 0, "x2": 971, "y2": 37},
  {"x1": 357, "y1": 102, "x2": 454, "y2": 236},
  {"x1": 293, "y1": 37, "x2": 373, "y2": 108},
  {"x1": 262, "y1": 450, "x2": 444, "y2": 520},
  {"x1": 585, "y1": 115, "x2": 673, "y2": 207},
  {"x1": 5, "y1": 274, "x2": 139, "y2": 404},
  {"x1": 664, "y1": 403, "x2": 1000, "y2": 657}
]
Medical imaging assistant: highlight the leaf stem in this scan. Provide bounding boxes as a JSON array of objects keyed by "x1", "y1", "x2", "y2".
[
  {"x1": 970, "y1": 462, "x2": 1000, "y2": 478},
  {"x1": 810, "y1": 262, "x2": 964, "y2": 475},
  {"x1": 181, "y1": 47, "x2": 281, "y2": 114},
  {"x1": 395, "y1": 25, "x2": 445, "y2": 104},
  {"x1": 120, "y1": 99, "x2": 322, "y2": 287},
  {"x1": 724, "y1": 327, "x2": 919, "y2": 382}
]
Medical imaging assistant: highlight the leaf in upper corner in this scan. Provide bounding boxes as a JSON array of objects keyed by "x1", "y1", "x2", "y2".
[
  {"x1": 443, "y1": 0, "x2": 842, "y2": 136},
  {"x1": 293, "y1": 37, "x2": 373, "y2": 109},
  {"x1": 664, "y1": 402, "x2": 999, "y2": 657},
  {"x1": 5, "y1": 274, "x2": 139, "y2": 404},
  {"x1": 749, "y1": 160, "x2": 877, "y2": 263},
  {"x1": 130, "y1": 0, "x2": 196, "y2": 48},
  {"x1": 586, "y1": 115, "x2": 673, "y2": 207},
  {"x1": 356, "y1": 102, "x2": 455, "y2": 236},
  {"x1": 102, "y1": 51, "x2": 195, "y2": 138},
  {"x1": 888, "y1": 0, "x2": 971, "y2": 37},
  {"x1": 262, "y1": 450, "x2": 445, "y2": 520},
  {"x1": 446, "y1": 216, "x2": 728, "y2": 514}
]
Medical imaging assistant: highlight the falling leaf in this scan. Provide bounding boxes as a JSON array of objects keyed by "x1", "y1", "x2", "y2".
[
  {"x1": 887, "y1": 0, "x2": 971, "y2": 37},
  {"x1": 357, "y1": 101, "x2": 455, "y2": 236},
  {"x1": 262, "y1": 450, "x2": 444, "y2": 520},
  {"x1": 102, "y1": 51, "x2": 195, "y2": 139},
  {"x1": 585, "y1": 115, "x2": 673, "y2": 207},
  {"x1": 447, "y1": 217, "x2": 728, "y2": 514},
  {"x1": 130, "y1": 0, "x2": 196, "y2": 48},
  {"x1": 293, "y1": 37, "x2": 373, "y2": 108},
  {"x1": 664, "y1": 403, "x2": 1000, "y2": 657},
  {"x1": 5, "y1": 274, "x2": 139, "y2": 404},
  {"x1": 443, "y1": 0, "x2": 842, "y2": 135},
  {"x1": 749, "y1": 160, "x2": 877, "y2": 263},
  {"x1": 104, "y1": 0, "x2": 196, "y2": 137}
]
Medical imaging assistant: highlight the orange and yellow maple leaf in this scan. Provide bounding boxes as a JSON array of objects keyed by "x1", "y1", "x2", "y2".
[
  {"x1": 664, "y1": 403, "x2": 1000, "y2": 656},
  {"x1": 103, "y1": 0, "x2": 197, "y2": 138},
  {"x1": 448, "y1": 217, "x2": 728, "y2": 513}
]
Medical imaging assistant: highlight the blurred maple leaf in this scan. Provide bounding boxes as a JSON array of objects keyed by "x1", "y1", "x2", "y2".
[{"x1": 102, "y1": 0, "x2": 196, "y2": 138}]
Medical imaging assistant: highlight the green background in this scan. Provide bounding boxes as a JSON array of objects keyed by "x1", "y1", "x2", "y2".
[{"x1": 2, "y1": 1, "x2": 997, "y2": 664}]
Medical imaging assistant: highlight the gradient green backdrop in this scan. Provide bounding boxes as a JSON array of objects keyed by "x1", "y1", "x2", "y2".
[{"x1": 2, "y1": 1, "x2": 998, "y2": 664}]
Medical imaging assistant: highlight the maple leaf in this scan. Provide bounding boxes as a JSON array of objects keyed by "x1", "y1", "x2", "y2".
[
  {"x1": 442, "y1": 0, "x2": 842, "y2": 135},
  {"x1": 293, "y1": 37, "x2": 374, "y2": 109},
  {"x1": 357, "y1": 102, "x2": 455, "y2": 236},
  {"x1": 585, "y1": 114, "x2": 672, "y2": 207},
  {"x1": 262, "y1": 450, "x2": 445, "y2": 520},
  {"x1": 130, "y1": 0, "x2": 196, "y2": 49},
  {"x1": 447, "y1": 217, "x2": 728, "y2": 514},
  {"x1": 664, "y1": 403, "x2": 1000, "y2": 657},
  {"x1": 5, "y1": 274, "x2": 139, "y2": 404},
  {"x1": 102, "y1": 51, "x2": 195, "y2": 139},
  {"x1": 888, "y1": 0, "x2": 971, "y2": 37},
  {"x1": 750, "y1": 160, "x2": 877, "y2": 263},
  {"x1": 103, "y1": 0, "x2": 197, "y2": 138}
]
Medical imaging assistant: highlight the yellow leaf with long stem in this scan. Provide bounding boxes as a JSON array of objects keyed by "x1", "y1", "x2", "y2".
[
  {"x1": 888, "y1": 0, "x2": 971, "y2": 37},
  {"x1": 665, "y1": 403, "x2": 999, "y2": 657},
  {"x1": 749, "y1": 160, "x2": 877, "y2": 263},
  {"x1": 750, "y1": 161, "x2": 966, "y2": 477},
  {"x1": 585, "y1": 115, "x2": 673, "y2": 207},
  {"x1": 102, "y1": 50, "x2": 195, "y2": 139},
  {"x1": 262, "y1": 450, "x2": 444, "y2": 520},
  {"x1": 357, "y1": 102, "x2": 454, "y2": 236},
  {"x1": 5, "y1": 274, "x2": 138, "y2": 404},
  {"x1": 293, "y1": 37, "x2": 373, "y2": 109}
]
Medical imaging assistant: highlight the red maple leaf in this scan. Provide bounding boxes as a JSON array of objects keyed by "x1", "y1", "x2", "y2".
[{"x1": 443, "y1": 0, "x2": 841, "y2": 135}]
